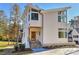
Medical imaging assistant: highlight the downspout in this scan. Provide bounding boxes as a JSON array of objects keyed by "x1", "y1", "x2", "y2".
[
  {"x1": 29, "y1": 7, "x2": 31, "y2": 41},
  {"x1": 66, "y1": 10, "x2": 68, "y2": 42},
  {"x1": 40, "y1": 12, "x2": 44, "y2": 46},
  {"x1": 42, "y1": 13, "x2": 44, "y2": 46}
]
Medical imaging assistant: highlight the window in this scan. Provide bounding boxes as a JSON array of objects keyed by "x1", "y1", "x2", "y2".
[
  {"x1": 58, "y1": 32, "x2": 64, "y2": 38},
  {"x1": 31, "y1": 13, "x2": 38, "y2": 20},
  {"x1": 65, "y1": 32, "x2": 67, "y2": 38},
  {"x1": 73, "y1": 35, "x2": 78, "y2": 38},
  {"x1": 63, "y1": 10, "x2": 67, "y2": 16},
  {"x1": 58, "y1": 15, "x2": 66, "y2": 23},
  {"x1": 58, "y1": 11, "x2": 67, "y2": 23},
  {"x1": 62, "y1": 15, "x2": 67, "y2": 23},
  {"x1": 58, "y1": 16, "x2": 61, "y2": 22}
]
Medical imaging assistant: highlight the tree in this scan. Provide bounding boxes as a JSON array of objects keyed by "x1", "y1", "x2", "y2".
[{"x1": 0, "y1": 14, "x2": 8, "y2": 40}]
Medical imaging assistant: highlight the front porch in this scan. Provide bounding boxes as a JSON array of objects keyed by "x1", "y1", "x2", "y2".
[{"x1": 29, "y1": 27, "x2": 42, "y2": 48}]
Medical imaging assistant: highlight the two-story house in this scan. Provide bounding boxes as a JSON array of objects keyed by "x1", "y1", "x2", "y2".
[{"x1": 25, "y1": 5, "x2": 73, "y2": 48}]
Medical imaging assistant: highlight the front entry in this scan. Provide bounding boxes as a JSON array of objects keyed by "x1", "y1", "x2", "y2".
[
  {"x1": 31, "y1": 31, "x2": 36, "y2": 41},
  {"x1": 30, "y1": 27, "x2": 42, "y2": 48},
  {"x1": 30, "y1": 27, "x2": 41, "y2": 41}
]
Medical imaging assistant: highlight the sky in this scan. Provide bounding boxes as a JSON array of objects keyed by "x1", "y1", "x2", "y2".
[{"x1": 0, "y1": 3, "x2": 79, "y2": 22}]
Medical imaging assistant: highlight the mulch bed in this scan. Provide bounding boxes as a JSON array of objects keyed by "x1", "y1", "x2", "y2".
[
  {"x1": 0, "y1": 48, "x2": 33, "y2": 55},
  {"x1": 43, "y1": 45, "x2": 77, "y2": 49}
]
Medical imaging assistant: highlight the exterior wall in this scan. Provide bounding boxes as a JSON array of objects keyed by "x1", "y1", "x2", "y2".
[
  {"x1": 29, "y1": 9, "x2": 43, "y2": 44},
  {"x1": 58, "y1": 21, "x2": 68, "y2": 43},
  {"x1": 42, "y1": 12, "x2": 58, "y2": 45},
  {"x1": 42, "y1": 12, "x2": 68, "y2": 46},
  {"x1": 58, "y1": 22, "x2": 67, "y2": 29},
  {"x1": 29, "y1": 7, "x2": 69, "y2": 46},
  {"x1": 30, "y1": 13, "x2": 42, "y2": 27}
]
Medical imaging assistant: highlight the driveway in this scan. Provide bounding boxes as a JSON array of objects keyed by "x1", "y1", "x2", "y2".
[{"x1": 28, "y1": 48, "x2": 79, "y2": 55}]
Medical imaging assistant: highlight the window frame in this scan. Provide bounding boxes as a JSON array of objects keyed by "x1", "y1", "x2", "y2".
[
  {"x1": 58, "y1": 11, "x2": 67, "y2": 23},
  {"x1": 58, "y1": 31, "x2": 65, "y2": 38},
  {"x1": 58, "y1": 16, "x2": 61, "y2": 22},
  {"x1": 73, "y1": 35, "x2": 79, "y2": 38},
  {"x1": 31, "y1": 12, "x2": 39, "y2": 20}
]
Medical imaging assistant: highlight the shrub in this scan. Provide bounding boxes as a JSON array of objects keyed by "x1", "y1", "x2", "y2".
[
  {"x1": 14, "y1": 45, "x2": 19, "y2": 51},
  {"x1": 0, "y1": 36, "x2": 2, "y2": 41},
  {"x1": 19, "y1": 44, "x2": 25, "y2": 51}
]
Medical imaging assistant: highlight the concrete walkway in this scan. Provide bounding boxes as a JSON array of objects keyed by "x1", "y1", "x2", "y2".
[
  {"x1": 1, "y1": 45, "x2": 79, "y2": 55},
  {"x1": 28, "y1": 48, "x2": 79, "y2": 55}
]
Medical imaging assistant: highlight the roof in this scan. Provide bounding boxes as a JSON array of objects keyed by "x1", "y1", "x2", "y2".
[
  {"x1": 27, "y1": 4, "x2": 71, "y2": 13},
  {"x1": 41, "y1": 7, "x2": 71, "y2": 13},
  {"x1": 27, "y1": 4, "x2": 42, "y2": 11},
  {"x1": 68, "y1": 28, "x2": 79, "y2": 35},
  {"x1": 68, "y1": 30, "x2": 73, "y2": 34}
]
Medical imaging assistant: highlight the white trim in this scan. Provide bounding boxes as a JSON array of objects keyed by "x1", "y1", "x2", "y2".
[
  {"x1": 30, "y1": 11, "x2": 39, "y2": 20},
  {"x1": 41, "y1": 7, "x2": 71, "y2": 13},
  {"x1": 31, "y1": 11, "x2": 39, "y2": 13}
]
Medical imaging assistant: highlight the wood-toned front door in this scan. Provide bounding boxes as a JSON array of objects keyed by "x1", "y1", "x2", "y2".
[{"x1": 31, "y1": 31, "x2": 36, "y2": 41}]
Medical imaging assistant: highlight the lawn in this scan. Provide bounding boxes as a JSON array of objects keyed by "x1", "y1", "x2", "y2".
[
  {"x1": 0, "y1": 41, "x2": 16, "y2": 46},
  {"x1": 0, "y1": 41, "x2": 16, "y2": 49},
  {"x1": 0, "y1": 41, "x2": 32, "y2": 55}
]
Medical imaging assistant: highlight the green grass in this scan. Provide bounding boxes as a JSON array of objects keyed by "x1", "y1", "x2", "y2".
[
  {"x1": 0, "y1": 41, "x2": 16, "y2": 49},
  {"x1": 0, "y1": 46, "x2": 7, "y2": 49},
  {"x1": 0, "y1": 41, "x2": 16, "y2": 46}
]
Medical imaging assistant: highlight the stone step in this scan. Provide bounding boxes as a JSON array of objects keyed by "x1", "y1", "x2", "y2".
[{"x1": 30, "y1": 41, "x2": 42, "y2": 48}]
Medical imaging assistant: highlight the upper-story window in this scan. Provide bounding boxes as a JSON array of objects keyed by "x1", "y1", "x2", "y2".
[
  {"x1": 31, "y1": 13, "x2": 38, "y2": 20},
  {"x1": 58, "y1": 10, "x2": 67, "y2": 23},
  {"x1": 31, "y1": 9, "x2": 39, "y2": 20},
  {"x1": 58, "y1": 16, "x2": 61, "y2": 22}
]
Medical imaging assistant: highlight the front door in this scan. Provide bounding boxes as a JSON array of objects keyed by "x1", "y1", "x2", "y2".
[{"x1": 31, "y1": 31, "x2": 36, "y2": 41}]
